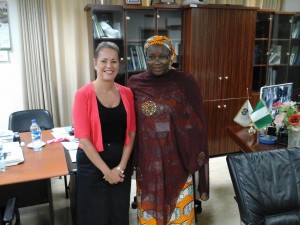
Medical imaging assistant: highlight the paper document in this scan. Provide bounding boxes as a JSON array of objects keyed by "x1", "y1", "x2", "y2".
[
  {"x1": 61, "y1": 142, "x2": 78, "y2": 163},
  {"x1": 52, "y1": 126, "x2": 72, "y2": 139},
  {"x1": 2, "y1": 142, "x2": 24, "y2": 166}
]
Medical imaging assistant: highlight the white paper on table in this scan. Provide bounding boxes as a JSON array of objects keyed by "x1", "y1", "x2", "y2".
[
  {"x1": 51, "y1": 127, "x2": 72, "y2": 139},
  {"x1": 2, "y1": 142, "x2": 24, "y2": 166},
  {"x1": 61, "y1": 142, "x2": 78, "y2": 163}
]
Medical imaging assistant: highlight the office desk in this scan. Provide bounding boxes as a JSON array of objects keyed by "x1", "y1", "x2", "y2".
[
  {"x1": 0, "y1": 130, "x2": 68, "y2": 225},
  {"x1": 227, "y1": 126, "x2": 284, "y2": 153}
]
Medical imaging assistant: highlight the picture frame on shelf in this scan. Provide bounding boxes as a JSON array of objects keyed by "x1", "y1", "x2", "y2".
[
  {"x1": 151, "y1": 0, "x2": 176, "y2": 4},
  {"x1": 125, "y1": 0, "x2": 141, "y2": 5}
]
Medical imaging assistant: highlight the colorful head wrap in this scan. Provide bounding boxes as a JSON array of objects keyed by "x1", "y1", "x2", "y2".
[{"x1": 144, "y1": 35, "x2": 177, "y2": 65}]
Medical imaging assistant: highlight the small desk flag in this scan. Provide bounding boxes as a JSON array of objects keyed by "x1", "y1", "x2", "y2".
[
  {"x1": 250, "y1": 99, "x2": 273, "y2": 130},
  {"x1": 234, "y1": 100, "x2": 253, "y2": 127}
]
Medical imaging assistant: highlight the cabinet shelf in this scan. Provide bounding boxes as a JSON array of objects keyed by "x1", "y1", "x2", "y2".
[
  {"x1": 255, "y1": 38, "x2": 270, "y2": 41},
  {"x1": 254, "y1": 64, "x2": 268, "y2": 67}
]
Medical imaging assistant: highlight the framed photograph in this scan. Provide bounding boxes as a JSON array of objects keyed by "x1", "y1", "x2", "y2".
[
  {"x1": 260, "y1": 83, "x2": 293, "y2": 115},
  {"x1": 0, "y1": 1, "x2": 11, "y2": 50},
  {"x1": 125, "y1": 0, "x2": 141, "y2": 5},
  {"x1": 151, "y1": 0, "x2": 176, "y2": 4}
]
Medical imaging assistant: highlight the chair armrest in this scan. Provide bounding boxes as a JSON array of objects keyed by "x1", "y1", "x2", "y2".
[{"x1": 3, "y1": 197, "x2": 17, "y2": 223}]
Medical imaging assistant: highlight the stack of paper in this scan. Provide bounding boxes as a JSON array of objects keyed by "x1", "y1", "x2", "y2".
[
  {"x1": 51, "y1": 127, "x2": 78, "y2": 163},
  {"x1": 2, "y1": 142, "x2": 24, "y2": 166}
]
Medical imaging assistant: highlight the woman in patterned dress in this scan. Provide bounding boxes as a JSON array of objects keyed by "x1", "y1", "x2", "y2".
[{"x1": 128, "y1": 36, "x2": 209, "y2": 225}]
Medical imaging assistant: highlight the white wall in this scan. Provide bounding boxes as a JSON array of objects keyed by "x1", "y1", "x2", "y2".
[
  {"x1": 283, "y1": 0, "x2": 300, "y2": 11},
  {"x1": 0, "y1": 0, "x2": 24, "y2": 130}
]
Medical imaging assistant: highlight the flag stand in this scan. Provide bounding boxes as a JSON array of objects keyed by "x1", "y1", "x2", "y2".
[{"x1": 248, "y1": 123, "x2": 256, "y2": 135}]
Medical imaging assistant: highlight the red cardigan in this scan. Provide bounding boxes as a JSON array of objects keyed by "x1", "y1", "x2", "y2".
[{"x1": 72, "y1": 82, "x2": 136, "y2": 152}]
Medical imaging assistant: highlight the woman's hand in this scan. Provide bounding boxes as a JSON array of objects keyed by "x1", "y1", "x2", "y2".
[{"x1": 103, "y1": 167, "x2": 125, "y2": 184}]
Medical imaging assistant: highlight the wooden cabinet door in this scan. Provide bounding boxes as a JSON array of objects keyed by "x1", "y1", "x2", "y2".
[
  {"x1": 204, "y1": 98, "x2": 246, "y2": 155},
  {"x1": 183, "y1": 7, "x2": 224, "y2": 101},
  {"x1": 224, "y1": 9, "x2": 256, "y2": 99},
  {"x1": 183, "y1": 7, "x2": 256, "y2": 100}
]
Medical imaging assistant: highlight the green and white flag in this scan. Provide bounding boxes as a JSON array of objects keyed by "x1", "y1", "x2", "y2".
[
  {"x1": 234, "y1": 100, "x2": 253, "y2": 127},
  {"x1": 250, "y1": 99, "x2": 273, "y2": 130}
]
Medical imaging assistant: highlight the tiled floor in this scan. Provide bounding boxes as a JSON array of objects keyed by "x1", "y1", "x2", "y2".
[
  {"x1": 19, "y1": 177, "x2": 138, "y2": 225},
  {"x1": 17, "y1": 156, "x2": 239, "y2": 225}
]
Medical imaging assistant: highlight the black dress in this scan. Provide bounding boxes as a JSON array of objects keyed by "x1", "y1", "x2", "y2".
[{"x1": 76, "y1": 98, "x2": 132, "y2": 225}]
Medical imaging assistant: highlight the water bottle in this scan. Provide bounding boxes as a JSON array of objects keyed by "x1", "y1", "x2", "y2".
[
  {"x1": 0, "y1": 145, "x2": 5, "y2": 172},
  {"x1": 30, "y1": 119, "x2": 42, "y2": 151}
]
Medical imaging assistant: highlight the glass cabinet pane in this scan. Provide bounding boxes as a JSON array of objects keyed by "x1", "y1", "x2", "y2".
[
  {"x1": 256, "y1": 12, "x2": 272, "y2": 38},
  {"x1": 157, "y1": 9, "x2": 182, "y2": 69},
  {"x1": 272, "y1": 14, "x2": 292, "y2": 39},
  {"x1": 288, "y1": 13, "x2": 300, "y2": 100},
  {"x1": 254, "y1": 40, "x2": 269, "y2": 65},
  {"x1": 91, "y1": 7, "x2": 125, "y2": 84},
  {"x1": 252, "y1": 12, "x2": 272, "y2": 91},
  {"x1": 125, "y1": 9, "x2": 155, "y2": 76},
  {"x1": 269, "y1": 39, "x2": 290, "y2": 65}
]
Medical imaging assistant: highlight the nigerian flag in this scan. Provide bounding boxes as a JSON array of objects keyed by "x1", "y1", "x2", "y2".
[{"x1": 250, "y1": 99, "x2": 273, "y2": 130}]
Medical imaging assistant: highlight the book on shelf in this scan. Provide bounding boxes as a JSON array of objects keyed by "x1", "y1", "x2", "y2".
[
  {"x1": 267, "y1": 68, "x2": 277, "y2": 85},
  {"x1": 269, "y1": 45, "x2": 281, "y2": 65},
  {"x1": 92, "y1": 14, "x2": 105, "y2": 38},
  {"x1": 290, "y1": 46, "x2": 299, "y2": 65},
  {"x1": 128, "y1": 44, "x2": 147, "y2": 71},
  {"x1": 129, "y1": 46, "x2": 137, "y2": 71},
  {"x1": 292, "y1": 21, "x2": 300, "y2": 38},
  {"x1": 134, "y1": 46, "x2": 142, "y2": 70},
  {"x1": 136, "y1": 45, "x2": 147, "y2": 70},
  {"x1": 174, "y1": 42, "x2": 181, "y2": 64}
]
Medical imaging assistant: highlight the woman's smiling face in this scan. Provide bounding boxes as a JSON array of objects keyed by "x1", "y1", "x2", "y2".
[{"x1": 145, "y1": 44, "x2": 171, "y2": 76}]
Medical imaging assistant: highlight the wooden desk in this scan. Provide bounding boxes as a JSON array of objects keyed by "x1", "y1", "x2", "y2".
[
  {"x1": 227, "y1": 126, "x2": 284, "y2": 153},
  {"x1": 0, "y1": 130, "x2": 68, "y2": 225}
]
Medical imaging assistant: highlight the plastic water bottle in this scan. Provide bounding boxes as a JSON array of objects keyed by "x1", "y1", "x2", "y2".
[
  {"x1": 30, "y1": 119, "x2": 42, "y2": 151},
  {"x1": 0, "y1": 145, "x2": 5, "y2": 172}
]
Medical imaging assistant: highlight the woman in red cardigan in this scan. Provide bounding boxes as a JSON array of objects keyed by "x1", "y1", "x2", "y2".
[{"x1": 72, "y1": 41, "x2": 136, "y2": 225}]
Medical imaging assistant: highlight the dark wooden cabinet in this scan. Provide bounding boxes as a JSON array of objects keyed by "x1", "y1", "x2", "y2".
[{"x1": 182, "y1": 5, "x2": 257, "y2": 156}]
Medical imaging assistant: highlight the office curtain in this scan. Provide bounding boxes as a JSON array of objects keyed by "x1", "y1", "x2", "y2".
[
  {"x1": 206, "y1": 0, "x2": 283, "y2": 10},
  {"x1": 19, "y1": 0, "x2": 55, "y2": 115},
  {"x1": 44, "y1": 0, "x2": 122, "y2": 126},
  {"x1": 19, "y1": 0, "x2": 118, "y2": 127}
]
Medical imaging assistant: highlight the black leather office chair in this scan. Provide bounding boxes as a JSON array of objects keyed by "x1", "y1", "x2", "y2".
[
  {"x1": 1, "y1": 197, "x2": 20, "y2": 225},
  {"x1": 8, "y1": 109, "x2": 69, "y2": 198},
  {"x1": 227, "y1": 147, "x2": 300, "y2": 225}
]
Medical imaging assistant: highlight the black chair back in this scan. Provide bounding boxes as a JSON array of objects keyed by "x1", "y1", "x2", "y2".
[
  {"x1": 227, "y1": 148, "x2": 300, "y2": 225},
  {"x1": 8, "y1": 109, "x2": 54, "y2": 133}
]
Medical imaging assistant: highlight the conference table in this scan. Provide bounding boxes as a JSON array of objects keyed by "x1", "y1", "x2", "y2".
[
  {"x1": 227, "y1": 125, "x2": 285, "y2": 152},
  {"x1": 0, "y1": 130, "x2": 69, "y2": 225}
]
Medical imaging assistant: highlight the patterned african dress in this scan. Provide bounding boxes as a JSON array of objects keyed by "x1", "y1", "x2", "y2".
[{"x1": 128, "y1": 69, "x2": 209, "y2": 225}]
